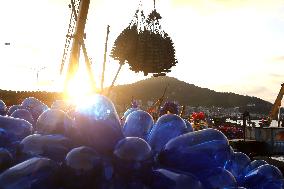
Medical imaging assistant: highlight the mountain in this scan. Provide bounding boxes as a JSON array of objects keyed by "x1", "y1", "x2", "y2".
[
  {"x1": 0, "y1": 76, "x2": 272, "y2": 114},
  {"x1": 110, "y1": 76, "x2": 272, "y2": 114}
]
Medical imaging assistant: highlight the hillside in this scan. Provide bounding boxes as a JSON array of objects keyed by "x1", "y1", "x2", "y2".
[
  {"x1": 0, "y1": 76, "x2": 272, "y2": 114},
  {"x1": 110, "y1": 76, "x2": 272, "y2": 114}
]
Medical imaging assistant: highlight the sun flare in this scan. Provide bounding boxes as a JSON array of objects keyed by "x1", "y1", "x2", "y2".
[{"x1": 63, "y1": 64, "x2": 98, "y2": 106}]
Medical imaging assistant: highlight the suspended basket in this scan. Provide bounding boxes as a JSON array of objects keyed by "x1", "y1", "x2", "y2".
[{"x1": 110, "y1": 2, "x2": 178, "y2": 76}]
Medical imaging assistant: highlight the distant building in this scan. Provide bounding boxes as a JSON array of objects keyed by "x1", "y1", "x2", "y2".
[{"x1": 247, "y1": 103, "x2": 256, "y2": 107}]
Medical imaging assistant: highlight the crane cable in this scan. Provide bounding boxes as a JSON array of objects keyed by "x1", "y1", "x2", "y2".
[{"x1": 60, "y1": 0, "x2": 81, "y2": 74}]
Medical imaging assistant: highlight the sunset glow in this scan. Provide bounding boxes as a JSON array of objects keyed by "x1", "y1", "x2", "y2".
[
  {"x1": 63, "y1": 60, "x2": 98, "y2": 105},
  {"x1": 0, "y1": 0, "x2": 284, "y2": 102}
]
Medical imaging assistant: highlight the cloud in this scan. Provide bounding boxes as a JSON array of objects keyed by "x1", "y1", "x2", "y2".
[
  {"x1": 171, "y1": 0, "x2": 283, "y2": 6},
  {"x1": 271, "y1": 56, "x2": 284, "y2": 63},
  {"x1": 269, "y1": 73, "x2": 284, "y2": 78},
  {"x1": 247, "y1": 86, "x2": 270, "y2": 95},
  {"x1": 267, "y1": 74, "x2": 284, "y2": 85},
  {"x1": 170, "y1": 0, "x2": 284, "y2": 13},
  {"x1": 244, "y1": 86, "x2": 279, "y2": 103}
]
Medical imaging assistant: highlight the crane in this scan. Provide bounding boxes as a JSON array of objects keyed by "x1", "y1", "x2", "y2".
[
  {"x1": 60, "y1": 0, "x2": 95, "y2": 92},
  {"x1": 267, "y1": 83, "x2": 284, "y2": 126}
]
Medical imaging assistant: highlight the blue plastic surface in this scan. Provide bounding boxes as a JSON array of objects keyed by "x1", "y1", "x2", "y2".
[
  {"x1": 113, "y1": 137, "x2": 153, "y2": 181},
  {"x1": 7, "y1": 105, "x2": 22, "y2": 116},
  {"x1": 224, "y1": 152, "x2": 251, "y2": 182},
  {"x1": 243, "y1": 164, "x2": 283, "y2": 189},
  {"x1": 196, "y1": 167, "x2": 237, "y2": 189},
  {"x1": 114, "y1": 137, "x2": 152, "y2": 161},
  {"x1": 123, "y1": 110, "x2": 153, "y2": 139},
  {"x1": 0, "y1": 148, "x2": 12, "y2": 173},
  {"x1": 20, "y1": 134, "x2": 73, "y2": 162},
  {"x1": 158, "y1": 128, "x2": 232, "y2": 174},
  {"x1": 74, "y1": 95, "x2": 123, "y2": 155},
  {"x1": 0, "y1": 96, "x2": 283, "y2": 188},
  {"x1": 243, "y1": 160, "x2": 268, "y2": 177},
  {"x1": 184, "y1": 119, "x2": 194, "y2": 132},
  {"x1": 21, "y1": 97, "x2": 49, "y2": 122},
  {"x1": 121, "y1": 107, "x2": 139, "y2": 125},
  {"x1": 151, "y1": 168, "x2": 204, "y2": 189},
  {"x1": 0, "y1": 157, "x2": 59, "y2": 189},
  {"x1": 0, "y1": 116, "x2": 33, "y2": 145},
  {"x1": 66, "y1": 146, "x2": 101, "y2": 171},
  {"x1": 36, "y1": 109, "x2": 73, "y2": 136},
  {"x1": 11, "y1": 109, "x2": 35, "y2": 125},
  {"x1": 261, "y1": 179, "x2": 284, "y2": 189},
  {"x1": 148, "y1": 114, "x2": 187, "y2": 153},
  {"x1": 0, "y1": 100, "x2": 7, "y2": 116}
]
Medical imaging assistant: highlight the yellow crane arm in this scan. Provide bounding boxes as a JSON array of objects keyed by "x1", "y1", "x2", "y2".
[{"x1": 269, "y1": 83, "x2": 284, "y2": 120}]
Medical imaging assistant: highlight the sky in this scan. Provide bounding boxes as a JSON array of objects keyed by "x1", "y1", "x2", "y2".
[{"x1": 0, "y1": 0, "x2": 284, "y2": 103}]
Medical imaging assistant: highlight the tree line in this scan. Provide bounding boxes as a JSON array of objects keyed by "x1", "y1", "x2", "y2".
[{"x1": 0, "y1": 90, "x2": 63, "y2": 107}]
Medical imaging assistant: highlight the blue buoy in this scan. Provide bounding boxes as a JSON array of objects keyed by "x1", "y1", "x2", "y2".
[
  {"x1": 148, "y1": 114, "x2": 187, "y2": 153},
  {"x1": 0, "y1": 148, "x2": 13, "y2": 173},
  {"x1": 243, "y1": 164, "x2": 283, "y2": 189},
  {"x1": 123, "y1": 110, "x2": 153, "y2": 139},
  {"x1": 74, "y1": 95, "x2": 123, "y2": 156},
  {"x1": 0, "y1": 100, "x2": 7, "y2": 116},
  {"x1": 65, "y1": 146, "x2": 101, "y2": 172},
  {"x1": 151, "y1": 169, "x2": 204, "y2": 189},
  {"x1": 158, "y1": 128, "x2": 232, "y2": 174},
  {"x1": 0, "y1": 157, "x2": 59, "y2": 189},
  {"x1": 113, "y1": 137, "x2": 152, "y2": 180},
  {"x1": 21, "y1": 97, "x2": 49, "y2": 122},
  {"x1": 0, "y1": 116, "x2": 33, "y2": 145},
  {"x1": 7, "y1": 105, "x2": 22, "y2": 116},
  {"x1": 20, "y1": 134, "x2": 73, "y2": 162},
  {"x1": 11, "y1": 109, "x2": 35, "y2": 125},
  {"x1": 225, "y1": 152, "x2": 251, "y2": 182},
  {"x1": 36, "y1": 109, "x2": 73, "y2": 136},
  {"x1": 196, "y1": 167, "x2": 237, "y2": 188}
]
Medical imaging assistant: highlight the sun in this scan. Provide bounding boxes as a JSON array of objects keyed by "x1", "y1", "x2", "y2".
[{"x1": 63, "y1": 62, "x2": 99, "y2": 106}]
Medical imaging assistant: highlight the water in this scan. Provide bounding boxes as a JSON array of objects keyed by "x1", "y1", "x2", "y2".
[{"x1": 226, "y1": 118, "x2": 280, "y2": 127}]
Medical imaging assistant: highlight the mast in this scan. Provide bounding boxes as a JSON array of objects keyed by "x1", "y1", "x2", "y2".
[
  {"x1": 64, "y1": 0, "x2": 93, "y2": 91},
  {"x1": 101, "y1": 25, "x2": 110, "y2": 93}
]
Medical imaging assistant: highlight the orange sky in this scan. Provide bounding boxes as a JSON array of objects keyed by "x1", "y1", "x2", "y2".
[{"x1": 0, "y1": 0, "x2": 284, "y2": 103}]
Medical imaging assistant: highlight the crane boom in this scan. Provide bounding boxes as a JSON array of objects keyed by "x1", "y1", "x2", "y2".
[
  {"x1": 65, "y1": 0, "x2": 90, "y2": 88},
  {"x1": 269, "y1": 83, "x2": 284, "y2": 121}
]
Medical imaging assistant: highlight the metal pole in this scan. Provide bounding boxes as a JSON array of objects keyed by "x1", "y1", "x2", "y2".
[
  {"x1": 101, "y1": 25, "x2": 110, "y2": 93},
  {"x1": 278, "y1": 106, "x2": 281, "y2": 127},
  {"x1": 243, "y1": 115, "x2": 246, "y2": 142},
  {"x1": 107, "y1": 63, "x2": 123, "y2": 97}
]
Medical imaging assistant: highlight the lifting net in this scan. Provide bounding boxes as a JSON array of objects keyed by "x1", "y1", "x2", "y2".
[{"x1": 110, "y1": 2, "x2": 178, "y2": 76}]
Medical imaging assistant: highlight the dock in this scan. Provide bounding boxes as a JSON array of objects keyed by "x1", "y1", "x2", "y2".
[{"x1": 229, "y1": 126, "x2": 284, "y2": 174}]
